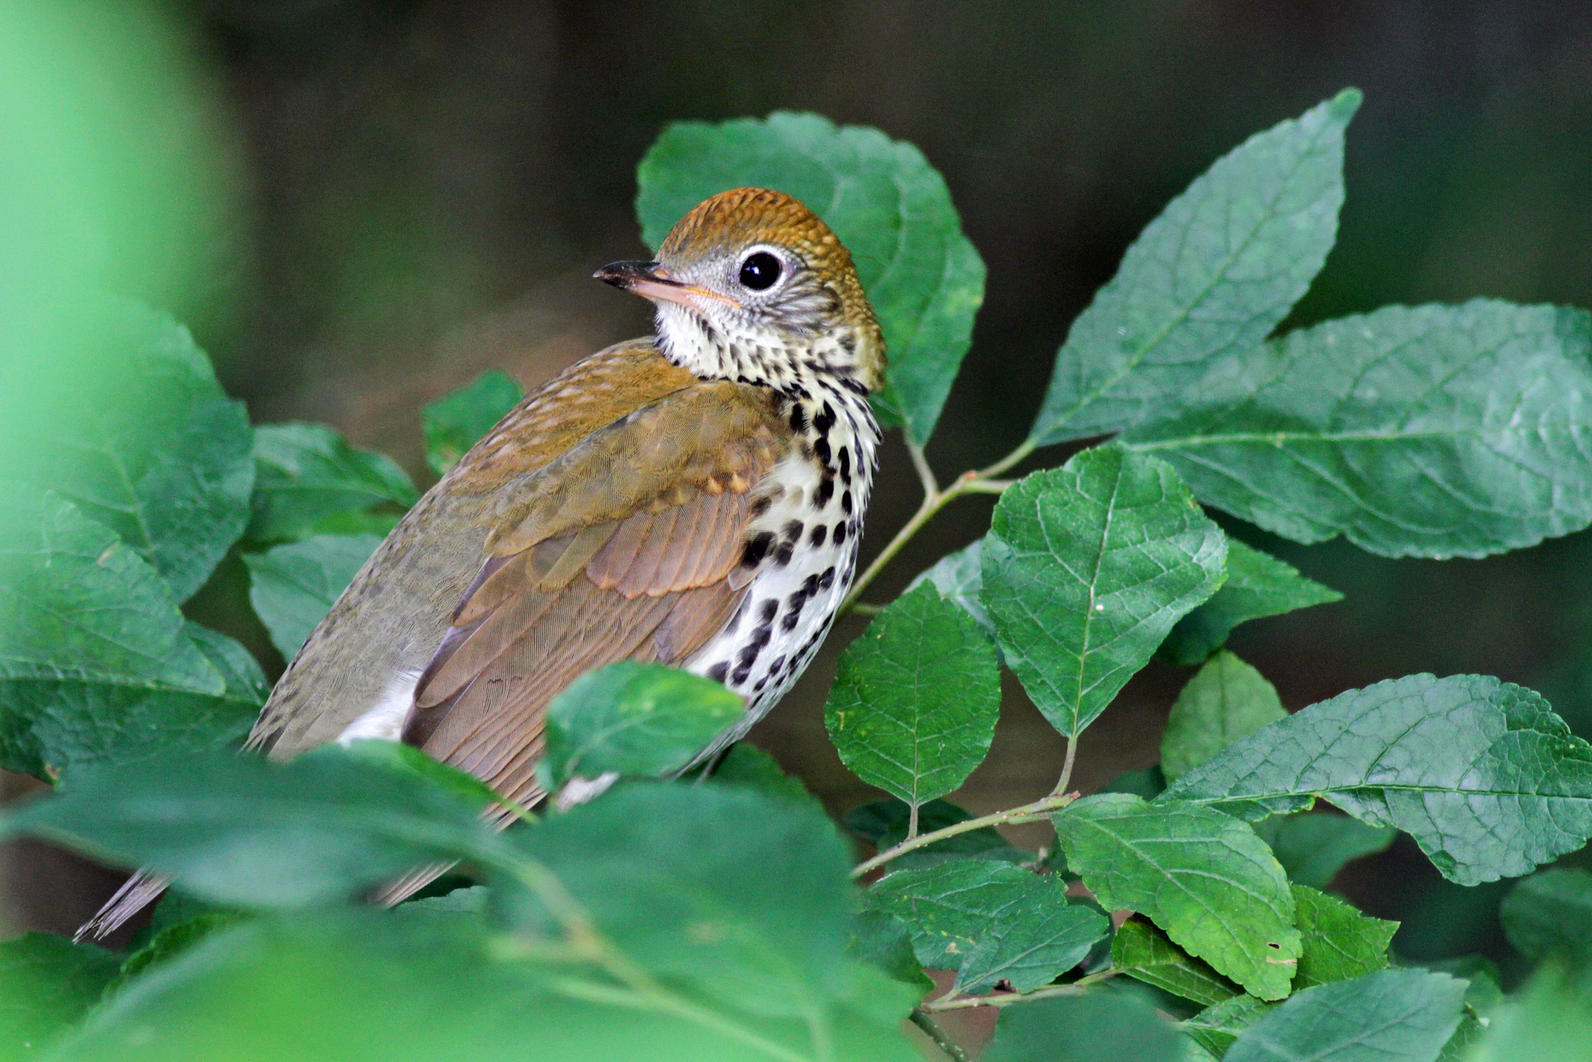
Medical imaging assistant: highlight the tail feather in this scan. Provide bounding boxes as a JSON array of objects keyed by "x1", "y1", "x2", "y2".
[{"x1": 75, "y1": 871, "x2": 170, "y2": 943}]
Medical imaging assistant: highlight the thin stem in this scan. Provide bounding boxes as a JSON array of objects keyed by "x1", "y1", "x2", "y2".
[
  {"x1": 924, "y1": 969, "x2": 1122, "y2": 1013},
  {"x1": 977, "y1": 437, "x2": 1037, "y2": 481},
  {"x1": 910, "y1": 1008, "x2": 971, "y2": 1062},
  {"x1": 841, "y1": 433, "x2": 1035, "y2": 616},
  {"x1": 851, "y1": 791, "x2": 1077, "y2": 880},
  {"x1": 1053, "y1": 734, "x2": 1081, "y2": 798},
  {"x1": 907, "y1": 437, "x2": 940, "y2": 496}
]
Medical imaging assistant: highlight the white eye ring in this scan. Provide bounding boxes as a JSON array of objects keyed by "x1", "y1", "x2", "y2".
[{"x1": 736, "y1": 245, "x2": 787, "y2": 294}]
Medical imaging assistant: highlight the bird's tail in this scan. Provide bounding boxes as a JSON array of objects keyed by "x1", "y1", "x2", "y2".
[{"x1": 74, "y1": 871, "x2": 169, "y2": 943}]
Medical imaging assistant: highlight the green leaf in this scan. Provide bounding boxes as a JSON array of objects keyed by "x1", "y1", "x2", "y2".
[
  {"x1": 1029, "y1": 91, "x2": 1358, "y2": 445},
  {"x1": 982, "y1": 446, "x2": 1226, "y2": 740},
  {"x1": 421, "y1": 369, "x2": 522, "y2": 476},
  {"x1": 247, "y1": 423, "x2": 417, "y2": 543},
  {"x1": 868, "y1": 858, "x2": 1105, "y2": 990},
  {"x1": 0, "y1": 933, "x2": 120, "y2": 1054},
  {"x1": 825, "y1": 583, "x2": 999, "y2": 810},
  {"x1": 952, "y1": 894, "x2": 1109, "y2": 994},
  {"x1": 981, "y1": 992, "x2": 1185, "y2": 1062},
  {"x1": 1258, "y1": 812, "x2": 1394, "y2": 889},
  {"x1": 0, "y1": 298, "x2": 254, "y2": 600},
  {"x1": 1110, "y1": 919, "x2": 1242, "y2": 1007},
  {"x1": 1160, "y1": 651, "x2": 1286, "y2": 784},
  {"x1": 1223, "y1": 969, "x2": 1464, "y2": 1062},
  {"x1": 907, "y1": 539, "x2": 992, "y2": 635},
  {"x1": 637, "y1": 112, "x2": 985, "y2": 445},
  {"x1": 538, "y1": 662, "x2": 746, "y2": 788},
  {"x1": 1161, "y1": 542, "x2": 1340, "y2": 666},
  {"x1": 507, "y1": 782, "x2": 917, "y2": 1026},
  {"x1": 843, "y1": 799, "x2": 1032, "y2": 867},
  {"x1": 1163, "y1": 674, "x2": 1592, "y2": 885},
  {"x1": 0, "y1": 493, "x2": 258, "y2": 779},
  {"x1": 110, "y1": 911, "x2": 247, "y2": 992},
  {"x1": 243, "y1": 533, "x2": 382, "y2": 660},
  {"x1": 846, "y1": 910, "x2": 933, "y2": 992},
  {"x1": 700, "y1": 744, "x2": 821, "y2": 810},
  {"x1": 1054, "y1": 792, "x2": 1300, "y2": 999},
  {"x1": 2, "y1": 743, "x2": 505, "y2": 907},
  {"x1": 1183, "y1": 995, "x2": 1275, "y2": 1057},
  {"x1": 1501, "y1": 867, "x2": 1592, "y2": 970},
  {"x1": 1126, "y1": 301, "x2": 1592, "y2": 558},
  {"x1": 54, "y1": 909, "x2": 921, "y2": 1062},
  {"x1": 1291, "y1": 884, "x2": 1397, "y2": 990}
]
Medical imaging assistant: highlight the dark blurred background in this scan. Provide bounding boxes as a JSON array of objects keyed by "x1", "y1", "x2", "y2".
[{"x1": 9, "y1": 0, "x2": 1592, "y2": 971}]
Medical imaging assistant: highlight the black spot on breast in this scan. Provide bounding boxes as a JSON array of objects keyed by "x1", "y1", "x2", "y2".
[
  {"x1": 809, "y1": 524, "x2": 827, "y2": 548},
  {"x1": 742, "y1": 531, "x2": 775, "y2": 567},
  {"x1": 782, "y1": 519, "x2": 804, "y2": 542},
  {"x1": 767, "y1": 654, "x2": 786, "y2": 675},
  {"x1": 707, "y1": 661, "x2": 729, "y2": 683},
  {"x1": 814, "y1": 437, "x2": 831, "y2": 466},
  {"x1": 814, "y1": 475, "x2": 835, "y2": 508},
  {"x1": 840, "y1": 489, "x2": 853, "y2": 514},
  {"x1": 833, "y1": 522, "x2": 848, "y2": 545},
  {"x1": 732, "y1": 663, "x2": 752, "y2": 684},
  {"x1": 788, "y1": 403, "x2": 808, "y2": 432},
  {"x1": 759, "y1": 599, "x2": 779, "y2": 624},
  {"x1": 748, "y1": 494, "x2": 773, "y2": 518},
  {"x1": 814, "y1": 402, "x2": 837, "y2": 435},
  {"x1": 773, "y1": 541, "x2": 794, "y2": 566},
  {"x1": 839, "y1": 333, "x2": 855, "y2": 355},
  {"x1": 818, "y1": 567, "x2": 835, "y2": 590},
  {"x1": 838, "y1": 446, "x2": 850, "y2": 480}
]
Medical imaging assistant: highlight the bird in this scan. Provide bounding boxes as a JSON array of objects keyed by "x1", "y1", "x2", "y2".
[{"x1": 79, "y1": 186, "x2": 886, "y2": 939}]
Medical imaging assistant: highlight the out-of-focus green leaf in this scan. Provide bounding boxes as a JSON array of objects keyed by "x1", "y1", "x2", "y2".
[
  {"x1": 1462, "y1": 967, "x2": 1592, "y2": 1062},
  {"x1": 0, "y1": 299, "x2": 252, "y2": 601},
  {"x1": 1110, "y1": 919, "x2": 1241, "y2": 1007},
  {"x1": 1, "y1": 743, "x2": 505, "y2": 908},
  {"x1": 248, "y1": 423, "x2": 416, "y2": 543},
  {"x1": 1501, "y1": 867, "x2": 1592, "y2": 970},
  {"x1": 982, "y1": 446, "x2": 1225, "y2": 740},
  {"x1": 637, "y1": 112, "x2": 985, "y2": 445},
  {"x1": 1160, "y1": 651, "x2": 1285, "y2": 784},
  {"x1": 421, "y1": 369, "x2": 522, "y2": 476},
  {"x1": 0, "y1": 933, "x2": 120, "y2": 1055},
  {"x1": 538, "y1": 663, "x2": 746, "y2": 788},
  {"x1": 1161, "y1": 542, "x2": 1340, "y2": 666},
  {"x1": 1292, "y1": 883, "x2": 1397, "y2": 990},
  {"x1": 49, "y1": 909, "x2": 920, "y2": 1062},
  {"x1": 244, "y1": 533, "x2": 382, "y2": 660},
  {"x1": 1030, "y1": 91, "x2": 1357, "y2": 445},
  {"x1": 981, "y1": 992, "x2": 1185, "y2": 1062},
  {"x1": 1055, "y1": 793, "x2": 1299, "y2": 999},
  {"x1": 1164, "y1": 674, "x2": 1592, "y2": 885},
  {"x1": 1223, "y1": 969, "x2": 1464, "y2": 1062},
  {"x1": 826, "y1": 583, "x2": 999, "y2": 811},
  {"x1": 1127, "y1": 302, "x2": 1592, "y2": 558},
  {"x1": 506, "y1": 782, "x2": 917, "y2": 1027},
  {"x1": 0, "y1": 493, "x2": 258, "y2": 779}
]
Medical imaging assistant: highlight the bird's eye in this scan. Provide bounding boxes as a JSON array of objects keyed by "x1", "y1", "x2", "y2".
[{"x1": 737, "y1": 250, "x2": 782, "y2": 292}]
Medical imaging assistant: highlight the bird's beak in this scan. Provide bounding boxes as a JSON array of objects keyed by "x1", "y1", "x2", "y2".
[{"x1": 593, "y1": 260, "x2": 736, "y2": 311}]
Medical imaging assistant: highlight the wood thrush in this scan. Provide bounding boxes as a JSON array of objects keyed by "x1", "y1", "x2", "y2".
[{"x1": 81, "y1": 187, "x2": 885, "y2": 938}]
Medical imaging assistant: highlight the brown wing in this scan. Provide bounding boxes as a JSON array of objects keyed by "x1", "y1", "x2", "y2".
[{"x1": 405, "y1": 380, "x2": 789, "y2": 812}]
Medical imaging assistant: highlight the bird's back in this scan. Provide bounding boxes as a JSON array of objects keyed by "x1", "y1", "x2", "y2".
[{"x1": 248, "y1": 339, "x2": 702, "y2": 759}]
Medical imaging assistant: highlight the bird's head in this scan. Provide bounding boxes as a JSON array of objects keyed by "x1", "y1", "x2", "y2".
[{"x1": 595, "y1": 187, "x2": 886, "y2": 395}]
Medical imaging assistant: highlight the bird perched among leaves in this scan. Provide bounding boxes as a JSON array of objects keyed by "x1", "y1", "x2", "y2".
[{"x1": 81, "y1": 187, "x2": 885, "y2": 939}]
